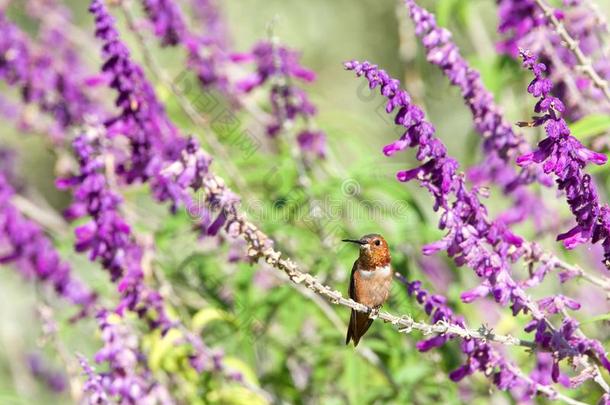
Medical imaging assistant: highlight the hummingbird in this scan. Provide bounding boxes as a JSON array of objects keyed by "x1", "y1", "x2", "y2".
[{"x1": 343, "y1": 234, "x2": 392, "y2": 347}]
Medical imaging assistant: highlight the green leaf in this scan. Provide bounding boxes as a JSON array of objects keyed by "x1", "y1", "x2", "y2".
[
  {"x1": 148, "y1": 329, "x2": 183, "y2": 371},
  {"x1": 192, "y1": 307, "x2": 236, "y2": 332},
  {"x1": 569, "y1": 114, "x2": 610, "y2": 140}
]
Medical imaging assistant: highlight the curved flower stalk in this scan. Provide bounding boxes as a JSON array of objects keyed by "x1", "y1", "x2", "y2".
[
  {"x1": 404, "y1": 0, "x2": 549, "y2": 223},
  {"x1": 344, "y1": 60, "x2": 610, "y2": 386},
  {"x1": 0, "y1": 172, "x2": 96, "y2": 315},
  {"x1": 517, "y1": 50, "x2": 610, "y2": 266},
  {"x1": 0, "y1": 12, "x2": 98, "y2": 141},
  {"x1": 397, "y1": 275, "x2": 575, "y2": 398},
  {"x1": 497, "y1": 0, "x2": 610, "y2": 118}
]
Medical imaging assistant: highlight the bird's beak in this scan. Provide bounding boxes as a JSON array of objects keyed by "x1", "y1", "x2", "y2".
[{"x1": 342, "y1": 239, "x2": 365, "y2": 245}]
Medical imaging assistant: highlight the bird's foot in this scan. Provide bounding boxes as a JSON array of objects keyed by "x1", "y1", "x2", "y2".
[{"x1": 369, "y1": 306, "x2": 380, "y2": 319}]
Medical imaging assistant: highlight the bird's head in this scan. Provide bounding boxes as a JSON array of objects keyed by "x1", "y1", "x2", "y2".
[{"x1": 342, "y1": 234, "x2": 391, "y2": 268}]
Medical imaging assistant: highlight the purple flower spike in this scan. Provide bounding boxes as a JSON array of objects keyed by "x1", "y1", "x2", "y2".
[
  {"x1": 27, "y1": 353, "x2": 67, "y2": 393},
  {"x1": 404, "y1": 0, "x2": 551, "y2": 218},
  {"x1": 57, "y1": 128, "x2": 132, "y2": 282},
  {"x1": 233, "y1": 41, "x2": 326, "y2": 157},
  {"x1": 398, "y1": 275, "x2": 536, "y2": 396},
  {"x1": 519, "y1": 50, "x2": 610, "y2": 267},
  {"x1": 497, "y1": 0, "x2": 610, "y2": 118},
  {"x1": 142, "y1": 0, "x2": 188, "y2": 46},
  {"x1": 0, "y1": 12, "x2": 98, "y2": 141},
  {"x1": 90, "y1": 310, "x2": 173, "y2": 404},
  {"x1": 78, "y1": 354, "x2": 110, "y2": 404},
  {"x1": 90, "y1": 0, "x2": 183, "y2": 185},
  {"x1": 0, "y1": 172, "x2": 96, "y2": 314},
  {"x1": 234, "y1": 42, "x2": 315, "y2": 92}
]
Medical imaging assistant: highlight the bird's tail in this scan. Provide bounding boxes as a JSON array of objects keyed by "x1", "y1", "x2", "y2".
[{"x1": 345, "y1": 310, "x2": 373, "y2": 347}]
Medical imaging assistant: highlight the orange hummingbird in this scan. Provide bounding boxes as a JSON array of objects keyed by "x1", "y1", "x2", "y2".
[{"x1": 343, "y1": 234, "x2": 392, "y2": 347}]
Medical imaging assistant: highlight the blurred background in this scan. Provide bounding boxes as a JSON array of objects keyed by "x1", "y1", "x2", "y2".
[{"x1": 3, "y1": 0, "x2": 610, "y2": 403}]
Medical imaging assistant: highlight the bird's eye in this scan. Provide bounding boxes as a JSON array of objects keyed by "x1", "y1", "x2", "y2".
[{"x1": 374, "y1": 240, "x2": 381, "y2": 246}]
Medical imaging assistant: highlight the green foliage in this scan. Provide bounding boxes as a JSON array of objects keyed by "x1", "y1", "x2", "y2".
[
  {"x1": 570, "y1": 114, "x2": 610, "y2": 140},
  {"x1": 4, "y1": 0, "x2": 610, "y2": 404}
]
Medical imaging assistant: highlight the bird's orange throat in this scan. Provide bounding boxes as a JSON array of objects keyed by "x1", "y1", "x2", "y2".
[{"x1": 358, "y1": 250, "x2": 391, "y2": 269}]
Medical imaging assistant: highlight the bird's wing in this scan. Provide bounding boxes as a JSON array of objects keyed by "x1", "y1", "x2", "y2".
[
  {"x1": 346, "y1": 259, "x2": 373, "y2": 346},
  {"x1": 349, "y1": 259, "x2": 357, "y2": 300}
]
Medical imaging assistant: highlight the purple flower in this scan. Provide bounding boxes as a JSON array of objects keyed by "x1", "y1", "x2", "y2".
[
  {"x1": 297, "y1": 130, "x2": 326, "y2": 158},
  {"x1": 496, "y1": 0, "x2": 544, "y2": 57},
  {"x1": 139, "y1": 0, "x2": 232, "y2": 90},
  {"x1": 529, "y1": 353, "x2": 570, "y2": 388},
  {"x1": 142, "y1": 0, "x2": 188, "y2": 46},
  {"x1": 155, "y1": 138, "x2": 211, "y2": 216},
  {"x1": 233, "y1": 42, "x2": 315, "y2": 92},
  {"x1": 233, "y1": 41, "x2": 326, "y2": 156},
  {"x1": 91, "y1": 0, "x2": 209, "y2": 219},
  {"x1": 78, "y1": 354, "x2": 110, "y2": 405},
  {"x1": 58, "y1": 125, "x2": 178, "y2": 333},
  {"x1": 519, "y1": 50, "x2": 610, "y2": 266},
  {"x1": 404, "y1": 0, "x2": 550, "y2": 222},
  {"x1": 398, "y1": 275, "x2": 535, "y2": 396},
  {"x1": 90, "y1": 0, "x2": 183, "y2": 184},
  {"x1": 497, "y1": 0, "x2": 610, "y2": 118},
  {"x1": 186, "y1": 0, "x2": 231, "y2": 88},
  {"x1": 537, "y1": 294, "x2": 581, "y2": 314},
  {"x1": 27, "y1": 353, "x2": 67, "y2": 393},
  {"x1": 80, "y1": 3, "x2": 241, "y2": 386},
  {"x1": 527, "y1": 316, "x2": 610, "y2": 381},
  {"x1": 0, "y1": 12, "x2": 98, "y2": 141},
  {"x1": 56, "y1": 128, "x2": 132, "y2": 282},
  {"x1": 190, "y1": 0, "x2": 230, "y2": 49},
  {"x1": 138, "y1": 0, "x2": 325, "y2": 157},
  {"x1": 90, "y1": 310, "x2": 174, "y2": 404},
  {"x1": 0, "y1": 172, "x2": 96, "y2": 314}
]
